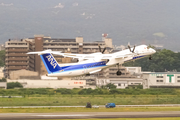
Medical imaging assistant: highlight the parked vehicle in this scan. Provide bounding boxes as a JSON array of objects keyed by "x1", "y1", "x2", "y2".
[
  {"x1": 105, "y1": 103, "x2": 116, "y2": 108},
  {"x1": 86, "y1": 102, "x2": 92, "y2": 108}
]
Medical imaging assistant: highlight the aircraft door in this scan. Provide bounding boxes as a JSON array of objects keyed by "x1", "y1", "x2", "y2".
[{"x1": 83, "y1": 65, "x2": 88, "y2": 74}]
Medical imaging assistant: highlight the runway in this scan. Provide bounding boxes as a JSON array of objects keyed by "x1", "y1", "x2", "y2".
[{"x1": 1, "y1": 111, "x2": 180, "y2": 119}]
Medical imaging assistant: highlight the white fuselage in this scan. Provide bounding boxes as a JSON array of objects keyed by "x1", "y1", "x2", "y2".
[{"x1": 47, "y1": 45, "x2": 156, "y2": 77}]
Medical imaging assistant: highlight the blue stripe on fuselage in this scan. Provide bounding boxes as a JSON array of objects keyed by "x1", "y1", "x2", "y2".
[
  {"x1": 53, "y1": 61, "x2": 107, "y2": 73},
  {"x1": 124, "y1": 55, "x2": 146, "y2": 62},
  {"x1": 133, "y1": 55, "x2": 145, "y2": 59}
]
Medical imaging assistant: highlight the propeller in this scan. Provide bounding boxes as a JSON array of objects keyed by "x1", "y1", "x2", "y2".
[
  {"x1": 98, "y1": 44, "x2": 106, "y2": 54},
  {"x1": 128, "y1": 43, "x2": 136, "y2": 53},
  {"x1": 102, "y1": 47, "x2": 106, "y2": 53}
]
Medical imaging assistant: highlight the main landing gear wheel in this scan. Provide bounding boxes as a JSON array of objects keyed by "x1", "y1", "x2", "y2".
[
  {"x1": 116, "y1": 63, "x2": 122, "y2": 76},
  {"x1": 116, "y1": 70, "x2": 122, "y2": 76}
]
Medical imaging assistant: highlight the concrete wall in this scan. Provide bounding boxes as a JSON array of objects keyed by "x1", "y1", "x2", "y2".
[
  {"x1": 7, "y1": 80, "x2": 86, "y2": 89},
  {"x1": 9, "y1": 69, "x2": 39, "y2": 80},
  {"x1": 0, "y1": 82, "x2": 7, "y2": 89}
]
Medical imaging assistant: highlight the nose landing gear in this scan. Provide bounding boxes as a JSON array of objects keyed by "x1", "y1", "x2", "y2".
[
  {"x1": 116, "y1": 64, "x2": 122, "y2": 76},
  {"x1": 149, "y1": 55, "x2": 152, "y2": 60}
]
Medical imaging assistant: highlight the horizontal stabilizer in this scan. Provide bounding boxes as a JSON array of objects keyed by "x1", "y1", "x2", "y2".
[{"x1": 27, "y1": 50, "x2": 62, "y2": 55}]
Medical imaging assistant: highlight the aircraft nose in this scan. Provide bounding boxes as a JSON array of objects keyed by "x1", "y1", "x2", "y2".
[{"x1": 151, "y1": 48, "x2": 156, "y2": 53}]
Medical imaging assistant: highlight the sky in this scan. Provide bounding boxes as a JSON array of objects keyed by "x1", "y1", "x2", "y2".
[{"x1": 0, "y1": 0, "x2": 180, "y2": 51}]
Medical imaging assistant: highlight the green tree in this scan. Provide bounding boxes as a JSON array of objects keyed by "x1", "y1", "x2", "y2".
[
  {"x1": 7, "y1": 82, "x2": 23, "y2": 89},
  {"x1": 0, "y1": 77, "x2": 6, "y2": 82},
  {"x1": 0, "y1": 50, "x2": 5, "y2": 67},
  {"x1": 124, "y1": 48, "x2": 180, "y2": 72},
  {"x1": 105, "y1": 83, "x2": 117, "y2": 89}
]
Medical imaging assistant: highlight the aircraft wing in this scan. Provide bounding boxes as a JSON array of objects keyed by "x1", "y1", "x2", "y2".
[
  {"x1": 59, "y1": 53, "x2": 128, "y2": 60},
  {"x1": 113, "y1": 53, "x2": 136, "y2": 59},
  {"x1": 51, "y1": 52, "x2": 103, "y2": 60},
  {"x1": 101, "y1": 54, "x2": 126, "y2": 59},
  {"x1": 114, "y1": 55, "x2": 128, "y2": 59},
  {"x1": 27, "y1": 50, "x2": 104, "y2": 61},
  {"x1": 27, "y1": 50, "x2": 130, "y2": 61}
]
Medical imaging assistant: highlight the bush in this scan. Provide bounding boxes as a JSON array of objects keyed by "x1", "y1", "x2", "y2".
[
  {"x1": 105, "y1": 83, "x2": 117, "y2": 89},
  {"x1": 56, "y1": 88, "x2": 72, "y2": 94},
  {"x1": 78, "y1": 89, "x2": 90, "y2": 95},
  {"x1": 109, "y1": 89, "x2": 119, "y2": 94},
  {"x1": 24, "y1": 88, "x2": 49, "y2": 95},
  {"x1": 7, "y1": 82, "x2": 23, "y2": 89},
  {"x1": 0, "y1": 77, "x2": 6, "y2": 82}
]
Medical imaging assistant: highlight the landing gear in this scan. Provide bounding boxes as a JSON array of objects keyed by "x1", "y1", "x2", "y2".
[
  {"x1": 116, "y1": 70, "x2": 122, "y2": 76},
  {"x1": 86, "y1": 73, "x2": 90, "y2": 76},
  {"x1": 149, "y1": 55, "x2": 152, "y2": 60},
  {"x1": 116, "y1": 64, "x2": 122, "y2": 76}
]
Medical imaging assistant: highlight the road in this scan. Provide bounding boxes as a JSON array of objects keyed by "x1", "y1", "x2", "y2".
[
  {"x1": 1, "y1": 104, "x2": 180, "y2": 108},
  {"x1": 1, "y1": 111, "x2": 180, "y2": 119}
]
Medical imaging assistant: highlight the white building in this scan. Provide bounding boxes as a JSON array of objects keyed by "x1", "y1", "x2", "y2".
[
  {"x1": 126, "y1": 67, "x2": 142, "y2": 75},
  {"x1": 96, "y1": 67, "x2": 143, "y2": 89},
  {"x1": 7, "y1": 79, "x2": 95, "y2": 89},
  {"x1": 0, "y1": 67, "x2": 4, "y2": 79},
  {"x1": 143, "y1": 72, "x2": 180, "y2": 89},
  {"x1": 96, "y1": 78, "x2": 143, "y2": 89},
  {"x1": 0, "y1": 82, "x2": 7, "y2": 89}
]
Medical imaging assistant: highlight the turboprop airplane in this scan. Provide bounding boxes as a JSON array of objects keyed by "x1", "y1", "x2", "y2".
[{"x1": 27, "y1": 44, "x2": 156, "y2": 77}]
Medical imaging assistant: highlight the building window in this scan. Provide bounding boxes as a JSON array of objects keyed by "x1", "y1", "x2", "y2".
[
  {"x1": 156, "y1": 80, "x2": 163, "y2": 82},
  {"x1": 156, "y1": 76, "x2": 163, "y2": 78},
  {"x1": 177, "y1": 76, "x2": 180, "y2": 78},
  {"x1": 177, "y1": 80, "x2": 180, "y2": 82},
  {"x1": 118, "y1": 83, "x2": 121, "y2": 86}
]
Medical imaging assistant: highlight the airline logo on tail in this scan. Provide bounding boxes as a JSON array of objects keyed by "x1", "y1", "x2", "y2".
[
  {"x1": 46, "y1": 55, "x2": 58, "y2": 69},
  {"x1": 40, "y1": 53, "x2": 62, "y2": 74}
]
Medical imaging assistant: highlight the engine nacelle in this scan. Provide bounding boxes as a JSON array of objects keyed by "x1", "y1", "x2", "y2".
[{"x1": 77, "y1": 58, "x2": 85, "y2": 62}]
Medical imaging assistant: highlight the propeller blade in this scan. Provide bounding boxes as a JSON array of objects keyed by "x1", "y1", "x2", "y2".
[
  {"x1": 128, "y1": 45, "x2": 131, "y2": 52},
  {"x1": 102, "y1": 47, "x2": 106, "y2": 53},
  {"x1": 98, "y1": 45, "x2": 102, "y2": 52},
  {"x1": 132, "y1": 45, "x2": 136, "y2": 53}
]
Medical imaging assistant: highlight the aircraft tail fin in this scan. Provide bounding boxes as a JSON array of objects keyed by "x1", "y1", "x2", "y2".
[{"x1": 40, "y1": 53, "x2": 62, "y2": 74}]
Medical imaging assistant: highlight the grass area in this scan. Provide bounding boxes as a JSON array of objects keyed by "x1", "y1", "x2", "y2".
[
  {"x1": 1, "y1": 95, "x2": 180, "y2": 106},
  {"x1": 1, "y1": 107, "x2": 180, "y2": 113},
  {"x1": 32, "y1": 118, "x2": 180, "y2": 120}
]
